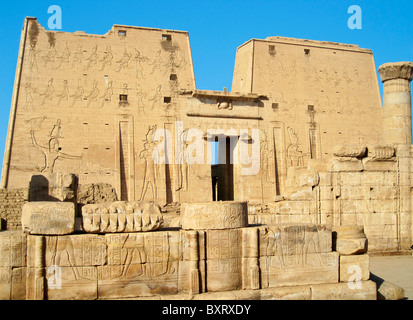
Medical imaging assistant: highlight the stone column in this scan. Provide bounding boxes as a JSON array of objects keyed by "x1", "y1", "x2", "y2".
[
  {"x1": 379, "y1": 62, "x2": 413, "y2": 252},
  {"x1": 378, "y1": 62, "x2": 413, "y2": 145},
  {"x1": 181, "y1": 201, "x2": 248, "y2": 292}
]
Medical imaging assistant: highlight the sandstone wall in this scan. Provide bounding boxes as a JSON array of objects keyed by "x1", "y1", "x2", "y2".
[
  {"x1": 0, "y1": 201, "x2": 376, "y2": 300},
  {"x1": 248, "y1": 145, "x2": 412, "y2": 253},
  {"x1": 0, "y1": 189, "x2": 28, "y2": 231}
]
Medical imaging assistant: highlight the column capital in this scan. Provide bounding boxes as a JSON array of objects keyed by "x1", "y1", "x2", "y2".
[{"x1": 378, "y1": 62, "x2": 413, "y2": 83}]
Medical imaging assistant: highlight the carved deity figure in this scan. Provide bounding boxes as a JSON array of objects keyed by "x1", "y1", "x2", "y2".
[{"x1": 139, "y1": 125, "x2": 158, "y2": 201}]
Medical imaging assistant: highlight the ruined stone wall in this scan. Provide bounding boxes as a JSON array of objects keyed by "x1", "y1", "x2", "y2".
[
  {"x1": 0, "y1": 201, "x2": 376, "y2": 300},
  {"x1": 0, "y1": 189, "x2": 28, "y2": 230},
  {"x1": 248, "y1": 145, "x2": 412, "y2": 253}
]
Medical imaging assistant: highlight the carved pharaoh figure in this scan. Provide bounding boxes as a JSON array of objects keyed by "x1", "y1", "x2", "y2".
[{"x1": 30, "y1": 121, "x2": 81, "y2": 173}]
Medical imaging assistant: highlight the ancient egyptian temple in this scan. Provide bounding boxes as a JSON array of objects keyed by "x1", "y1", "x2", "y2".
[{"x1": 0, "y1": 17, "x2": 412, "y2": 300}]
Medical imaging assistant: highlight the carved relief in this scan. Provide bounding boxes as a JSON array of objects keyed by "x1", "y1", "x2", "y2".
[
  {"x1": 206, "y1": 229, "x2": 242, "y2": 291},
  {"x1": 39, "y1": 78, "x2": 54, "y2": 105},
  {"x1": 24, "y1": 82, "x2": 36, "y2": 110},
  {"x1": 149, "y1": 85, "x2": 162, "y2": 109},
  {"x1": 82, "y1": 201, "x2": 164, "y2": 233},
  {"x1": 100, "y1": 80, "x2": 113, "y2": 108},
  {"x1": 30, "y1": 119, "x2": 81, "y2": 173},
  {"x1": 96, "y1": 231, "x2": 179, "y2": 299},
  {"x1": 116, "y1": 48, "x2": 131, "y2": 72},
  {"x1": 217, "y1": 100, "x2": 233, "y2": 110},
  {"x1": 56, "y1": 80, "x2": 69, "y2": 105},
  {"x1": 69, "y1": 80, "x2": 84, "y2": 107},
  {"x1": 85, "y1": 80, "x2": 99, "y2": 107},
  {"x1": 29, "y1": 44, "x2": 39, "y2": 70},
  {"x1": 136, "y1": 84, "x2": 146, "y2": 113},
  {"x1": 72, "y1": 46, "x2": 84, "y2": 69},
  {"x1": 259, "y1": 225, "x2": 337, "y2": 288},
  {"x1": 85, "y1": 45, "x2": 99, "y2": 69},
  {"x1": 41, "y1": 43, "x2": 57, "y2": 68},
  {"x1": 100, "y1": 46, "x2": 113, "y2": 71},
  {"x1": 286, "y1": 127, "x2": 309, "y2": 167},
  {"x1": 176, "y1": 129, "x2": 189, "y2": 191},
  {"x1": 149, "y1": 50, "x2": 162, "y2": 75},
  {"x1": 45, "y1": 235, "x2": 106, "y2": 282},
  {"x1": 139, "y1": 125, "x2": 158, "y2": 201},
  {"x1": 0, "y1": 232, "x2": 27, "y2": 268},
  {"x1": 134, "y1": 49, "x2": 149, "y2": 79},
  {"x1": 55, "y1": 42, "x2": 71, "y2": 69},
  {"x1": 261, "y1": 130, "x2": 275, "y2": 183}
]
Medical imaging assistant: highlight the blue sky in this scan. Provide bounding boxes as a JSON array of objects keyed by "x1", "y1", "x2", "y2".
[{"x1": 0, "y1": 0, "x2": 412, "y2": 169}]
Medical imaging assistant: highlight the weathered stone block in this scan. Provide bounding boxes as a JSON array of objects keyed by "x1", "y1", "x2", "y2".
[
  {"x1": 0, "y1": 231, "x2": 27, "y2": 267},
  {"x1": 82, "y1": 201, "x2": 163, "y2": 233},
  {"x1": 259, "y1": 224, "x2": 332, "y2": 256},
  {"x1": 310, "y1": 281, "x2": 376, "y2": 300},
  {"x1": 260, "y1": 252, "x2": 339, "y2": 288},
  {"x1": 11, "y1": 267, "x2": 26, "y2": 300},
  {"x1": 333, "y1": 226, "x2": 368, "y2": 255},
  {"x1": 45, "y1": 266, "x2": 98, "y2": 300},
  {"x1": 39, "y1": 234, "x2": 107, "y2": 268},
  {"x1": 22, "y1": 202, "x2": 75, "y2": 235},
  {"x1": 333, "y1": 145, "x2": 367, "y2": 158},
  {"x1": 339, "y1": 254, "x2": 370, "y2": 282},
  {"x1": 0, "y1": 267, "x2": 11, "y2": 300},
  {"x1": 205, "y1": 229, "x2": 242, "y2": 292},
  {"x1": 260, "y1": 286, "x2": 311, "y2": 300},
  {"x1": 330, "y1": 158, "x2": 363, "y2": 172},
  {"x1": 368, "y1": 145, "x2": 396, "y2": 160},
  {"x1": 181, "y1": 201, "x2": 248, "y2": 230}
]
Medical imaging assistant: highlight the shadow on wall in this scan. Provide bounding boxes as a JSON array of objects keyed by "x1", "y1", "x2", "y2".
[{"x1": 29, "y1": 174, "x2": 77, "y2": 202}]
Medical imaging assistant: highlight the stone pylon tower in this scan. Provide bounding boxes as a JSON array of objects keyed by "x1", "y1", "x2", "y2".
[{"x1": 379, "y1": 61, "x2": 413, "y2": 250}]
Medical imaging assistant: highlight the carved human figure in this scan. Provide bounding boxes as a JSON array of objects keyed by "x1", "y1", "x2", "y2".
[
  {"x1": 29, "y1": 44, "x2": 39, "y2": 70},
  {"x1": 24, "y1": 83, "x2": 35, "y2": 110},
  {"x1": 48, "y1": 237, "x2": 81, "y2": 280},
  {"x1": 100, "y1": 81, "x2": 113, "y2": 108},
  {"x1": 260, "y1": 130, "x2": 275, "y2": 183},
  {"x1": 39, "y1": 78, "x2": 55, "y2": 105},
  {"x1": 134, "y1": 49, "x2": 148, "y2": 79},
  {"x1": 176, "y1": 129, "x2": 189, "y2": 191},
  {"x1": 42, "y1": 44, "x2": 57, "y2": 67},
  {"x1": 85, "y1": 80, "x2": 99, "y2": 107},
  {"x1": 56, "y1": 42, "x2": 71, "y2": 69},
  {"x1": 69, "y1": 81, "x2": 84, "y2": 107},
  {"x1": 100, "y1": 46, "x2": 113, "y2": 71},
  {"x1": 86, "y1": 45, "x2": 99, "y2": 69},
  {"x1": 136, "y1": 84, "x2": 146, "y2": 113},
  {"x1": 286, "y1": 127, "x2": 308, "y2": 167},
  {"x1": 49, "y1": 119, "x2": 62, "y2": 139},
  {"x1": 56, "y1": 80, "x2": 69, "y2": 105},
  {"x1": 72, "y1": 46, "x2": 83, "y2": 68},
  {"x1": 139, "y1": 125, "x2": 158, "y2": 201},
  {"x1": 149, "y1": 85, "x2": 162, "y2": 109},
  {"x1": 149, "y1": 50, "x2": 162, "y2": 75},
  {"x1": 31, "y1": 127, "x2": 81, "y2": 173},
  {"x1": 116, "y1": 48, "x2": 131, "y2": 72}
]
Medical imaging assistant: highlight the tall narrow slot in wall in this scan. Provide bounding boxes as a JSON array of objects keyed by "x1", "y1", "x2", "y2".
[
  {"x1": 165, "y1": 123, "x2": 174, "y2": 204},
  {"x1": 119, "y1": 121, "x2": 130, "y2": 201},
  {"x1": 273, "y1": 127, "x2": 283, "y2": 195},
  {"x1": 309, "y1": 129, "x2": 317, "y2": 159},
  {"x1": 217, "y1": 136, "x2": 236, "y2": 201}
]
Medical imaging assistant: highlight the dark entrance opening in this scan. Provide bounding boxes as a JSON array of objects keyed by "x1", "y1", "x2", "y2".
[{"x1": 211, "y1": 136, "x2": 235, "y2": 201}]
